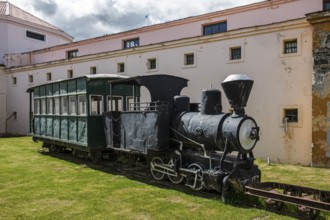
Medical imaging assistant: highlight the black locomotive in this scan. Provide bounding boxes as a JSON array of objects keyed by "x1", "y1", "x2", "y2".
[{"x1": 103, "y1": 74, "x2": 261, "y2": 201}]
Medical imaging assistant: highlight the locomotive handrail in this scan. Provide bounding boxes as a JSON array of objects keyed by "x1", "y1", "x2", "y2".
[
  {"x1": 170, "y1": 127, "x2": 206, "y2": 156},
  {"x1": 128, "y1": 101, "x2": 170, "y2": 111}
]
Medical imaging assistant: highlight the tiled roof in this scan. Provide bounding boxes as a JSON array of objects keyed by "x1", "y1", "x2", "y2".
[{"x1": 0, "y1": 1, "x2": 59, "y2": 30}]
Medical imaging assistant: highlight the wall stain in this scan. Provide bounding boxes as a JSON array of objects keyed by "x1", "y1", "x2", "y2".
[{"x1": 308, "y1": 11, "x2": 330, "y2": 167}]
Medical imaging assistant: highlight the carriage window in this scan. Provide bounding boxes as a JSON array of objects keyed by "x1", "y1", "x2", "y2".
[
  {"x1": 69, "y1": 96, "x2": 77, "y2": 115},
  {"x1": 126, "y1": 96, "x2": 134, "y2": 110},
  {"x1": 34, "y1": 100, "x2": 40, "y2": 115},
  {"x1": 90, "y1": 95, "x2": 103, "y2": 115},
  {"x1": 61, "y1": 97, "x2": 68, "y2": 115},
  {"x1": 78, "y1": 95, "x2": 86, "y2": 115},
  {"x1": 47, "y1": 98, "x2": 53, "y2": 114},
  {"x1": 41, "y1": 99, "x2": 46, "y2": 115},
  {"x1": 107, "y1": 96, "x2": 123, "y2": 111},
  {"x1": 54, "y1": 97, "x2": 60, "y2": 115}
]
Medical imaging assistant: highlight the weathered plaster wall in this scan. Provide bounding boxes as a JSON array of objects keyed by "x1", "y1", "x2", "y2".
[
  {"x1": 0, "y1": 66, "x2": 7, "y2": 135},
  {"x1": 308, "y1": 11, "x2": 330, "y2": 167}
]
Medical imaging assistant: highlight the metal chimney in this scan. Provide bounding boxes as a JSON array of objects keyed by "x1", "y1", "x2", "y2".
[{"x1": 221, "y1": 74, "x2": 254, "y2": 116}]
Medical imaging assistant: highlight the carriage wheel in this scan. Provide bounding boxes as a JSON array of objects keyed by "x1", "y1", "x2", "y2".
[
  {"x1": 150, "y1": 157, "x2": 165, "y2": 180},
  {"x1": 187, "y1": 163, "x2": 203, "y2": 191},
  {"x1": 168, "y1": 160, "x2": 184, "y2": 184}
]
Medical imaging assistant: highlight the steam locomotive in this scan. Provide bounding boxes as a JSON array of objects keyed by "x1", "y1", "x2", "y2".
[
  {"x1": 103, "y1": 74, "x2": 260, "y2": 201},
  {"x1": 29, "y1": 73, "x2": 261, "y2": 202}
]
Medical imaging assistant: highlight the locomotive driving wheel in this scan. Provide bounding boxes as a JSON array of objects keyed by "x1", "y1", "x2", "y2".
[
  {"x1": 150, "y1": 157, "x2": 165, "y2": 180},
  {"x1": 167, "y1": 160, "x2": 184, "y2": 184},
  {"x1": 187, "y1": 163, "x2": 204, "y2": 191}
]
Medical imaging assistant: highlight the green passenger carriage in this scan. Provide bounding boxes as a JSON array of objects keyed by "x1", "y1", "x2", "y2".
[{"x1": 27, "y1": 74, "x2": 139, "y2": 158}]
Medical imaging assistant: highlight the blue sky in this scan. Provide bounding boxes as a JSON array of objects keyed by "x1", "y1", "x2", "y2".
[{"x1": 8, "y1": 0, "x2": 263, "y2": 41}]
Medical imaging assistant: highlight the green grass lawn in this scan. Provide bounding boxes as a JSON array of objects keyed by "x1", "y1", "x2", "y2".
[{"x1": 0, "y1": 137, "x2": 329, "y2": 220}]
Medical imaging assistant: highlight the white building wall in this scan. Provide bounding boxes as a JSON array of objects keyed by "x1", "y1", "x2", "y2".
[
  {"x1": 0, "y1": 16, "x2": 73, "y2": 65},
  {"x1": 0, "y1": 22, "x2": 8, "y2": 65},
  {"x1": 28, "y1": 0, "x2": 322, "y2": 65},
  {"x1": 5, "y1": 19, "x2": 313, "y2": 164},
  {"x1": 0, "y1": 67, "x2": 6, "y2": 135}
]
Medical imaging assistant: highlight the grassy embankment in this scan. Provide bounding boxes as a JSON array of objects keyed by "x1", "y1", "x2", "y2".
[{"x1": 0, "y1": 137, "x2": 329, "y2": 219}]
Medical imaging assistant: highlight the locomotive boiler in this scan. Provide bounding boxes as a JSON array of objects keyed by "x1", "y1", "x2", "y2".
[{"x1": 104, "y1": 74, "x2": 261, "y2": 201}]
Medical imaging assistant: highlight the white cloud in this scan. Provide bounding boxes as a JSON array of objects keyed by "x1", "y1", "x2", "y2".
[{"x1": 8, "y1": 0, "x2": 263, "y2": 41}]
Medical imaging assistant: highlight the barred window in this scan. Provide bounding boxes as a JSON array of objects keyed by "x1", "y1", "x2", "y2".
[
  {"x1": 185, "y1": 53, "x2": 194, "y2": 65},
  {"x1": 284, "y1": 108, "x2": 298, "y2": 123},
  {"x1": 284, "y1": 39, "x2": 297, "y2": 54},
  {"x1": 148, "y1": 58, "x2": 157, "y2": 70},
  {"x1": 123, "y1": 38, "x2": 139, "y2": 49},
  {"x1": 230, "y1": 47, "x2": 241, "y2": 60}
]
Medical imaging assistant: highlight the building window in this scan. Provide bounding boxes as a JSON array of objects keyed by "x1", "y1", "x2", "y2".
[
  {"x1": 203, "y1": 21, "x2": 227, "y2": 35},
  {"x1": 324, "y1": 0, "x2": 330, "y2": 10},
  {"x1": 46, "y1": 72, "x2": 52, "y2": 81},
  {"x1": 123, "y1": 38, "x2": 139, "y2": 49},
  {"x1": 12, "y1": 77, "x2": 17, "y2": 85},
  {"x1": 147, "y1": 58, "x2": 157, "y2": 70},
  {"x1": 184, "y1": 53, "x2": 194, "y2": 65},
  {"x1": 284, "y1": 39, "x2": 297, "y2": 54},
  {"x1": 67, "y1": 70, "x2": 73, "y2": 78},
  {"x1": 67, "y1": 50, "x2": 78, "y2": 59},
  {"x1": 230, "y1": 47, "x2": 241, "y2": 60},
  {"x1": 117, "y1": 63, "x2": 125, "y2": 73},
  {"x1": 28, "y1": 75, "x2": 33, "y2": 84},
  {"x1": 90, "y1": 66, "x2": 97, "y2": 75},
  {"x1": 26, "y1": 30, "x2": 46, "y2": 41},
  {"x1": 284, "y1": 108, "x2": 298, "y2": 123},
  {"x1": 13, "y1": 112, "x2": 17, "y2": 120}
]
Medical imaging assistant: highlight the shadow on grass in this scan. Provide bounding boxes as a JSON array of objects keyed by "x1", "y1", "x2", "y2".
[{"x1": 39, "y1": 150, "x2": 328, "y2": 220}]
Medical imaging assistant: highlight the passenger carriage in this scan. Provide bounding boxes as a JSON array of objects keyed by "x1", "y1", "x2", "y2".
[{"x1": 27, "y1": 74, "x2": 138, "y2": 159}]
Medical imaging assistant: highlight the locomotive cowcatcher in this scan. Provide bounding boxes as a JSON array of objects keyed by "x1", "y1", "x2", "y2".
[{"x1": 103, "y1": 74, "x2": 261, "y2": 201}]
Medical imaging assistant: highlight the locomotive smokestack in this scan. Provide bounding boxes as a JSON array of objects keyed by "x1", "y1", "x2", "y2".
[{"x1": 221, "y1": 74, "x2": 254, "y2": 116}]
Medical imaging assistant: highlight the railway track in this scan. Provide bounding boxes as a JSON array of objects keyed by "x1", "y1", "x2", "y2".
[
  {"x1": 43, "y1": 150, "x2": 330, "y2": 219},
  {"x1": 102, "y1": 160, "x2": 330, "y2": 219}
]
